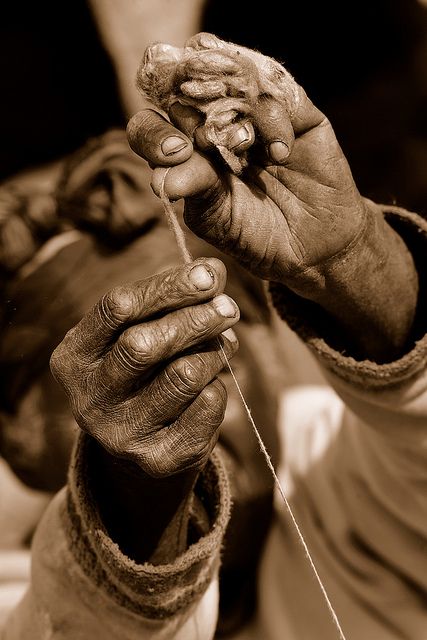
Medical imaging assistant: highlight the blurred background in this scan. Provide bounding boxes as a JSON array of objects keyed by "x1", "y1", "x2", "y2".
[
  {"x1": 1, "y1": 0, "x2": 427, "y2": 627},
  {"x1": 1, "y1": 0, "x2": 427, "y2": 386},
  {"x1": 204, "y1": 0, "x2": 427, "y2": 215},
  {"x1": 1, "y1": 0, "x2": 427, "y2": 214}
]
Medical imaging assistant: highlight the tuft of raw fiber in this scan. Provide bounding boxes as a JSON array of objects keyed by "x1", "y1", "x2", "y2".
[{"x1": 137, "y1": 32, "x2": 300, "y2": 173}]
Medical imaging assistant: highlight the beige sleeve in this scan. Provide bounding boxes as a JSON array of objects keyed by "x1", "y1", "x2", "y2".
[
  {"x1": 2, "y1": 437, "x2": 231, "y2": 640},
  {"x1": 269, "y1": 204, "x2": 427, "y2": 627},
  {"x1": 87, "y1": 0, "x2": 206, "y2": 116}
]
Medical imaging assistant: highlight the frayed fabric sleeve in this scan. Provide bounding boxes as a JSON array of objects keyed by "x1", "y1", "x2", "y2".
[
  {"x1": 269, "y1": 204, "x2": 427, "y2": 460},
  {"x1": 270, "y1": 204, "x2": 427, "y2": 397},
  {"x1": 2, "y1": 434, "x2": 231, "y2": 640},
  {"x1": 269, "y1": 205, "x2": 427, "y2": 611}
]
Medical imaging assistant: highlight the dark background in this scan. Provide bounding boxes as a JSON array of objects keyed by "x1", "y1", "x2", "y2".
[{"x1": 1, "y1": 0, "x2": 427, "y2": 214}]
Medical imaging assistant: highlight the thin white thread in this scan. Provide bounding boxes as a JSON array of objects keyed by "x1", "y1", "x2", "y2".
[
  {"x1": 159, "y1": 169, "x2": 193, "y2": 263},
  {"x1": 159, "y1": 174, "x2": 347, "y2": 640},
  {"x1": 219, "y1": 342, "x2": 347, "y2": 640}
]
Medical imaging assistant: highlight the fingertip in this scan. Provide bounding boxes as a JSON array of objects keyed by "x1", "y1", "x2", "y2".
[
  {"x1": 159, "y1": 136, "x2": 187, "y2": 156},
  {"x1": 188, "y1": 262, "x2": 215, "y2": 291},
  {"x1": 222, "y1": 327, "x2": 239, "y2": 351},
  {"x1": 268, "y1": 140, "x2": 290, "y2": 164},
  {"x1": 212, "y1": 294, "x2": 239, "y2": 319},
  {"x1": 222, "y1": 326, "x2": 238, "y2": 341},
  {"x1": 228, "y1": 121, "x2": 255, "y2": 154},
  {"x1": 183, "y1": 258, "x2": 227, "y2": 302},
  {"x1": 127, "y1": 109, "x2": 193, "y2": 166},
  {"x1": 252, "y1": 95, "x2": 295, "y2": 162},
  {"x1": 203, "y1": 257, "x2": 227, "y2": 290}
]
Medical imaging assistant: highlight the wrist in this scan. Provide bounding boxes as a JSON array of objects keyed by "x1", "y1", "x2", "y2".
[
  {"x1": 279, "y1": 199, "x2": 418, "y2": 361},
  {"x1": 90, "y1": 441, "x2": 200, "y2": 564}
]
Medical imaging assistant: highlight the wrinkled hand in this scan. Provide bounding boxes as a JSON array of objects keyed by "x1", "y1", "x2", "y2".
[
  {"x1": 50, "y1": 258, "x2": 239, "y2": 477},
  {"x1": 127, "y1": 32, "x2": 367, "y2": 296}
]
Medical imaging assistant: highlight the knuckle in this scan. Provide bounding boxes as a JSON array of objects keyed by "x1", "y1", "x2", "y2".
[
  {"x1": 71, "y1": 391, "x2": 122, "y2": 440},
  {"x1": 157, "y1": 267, "x2": 192, "y2": 303},
  {"x1": 116, "y1": 327, "x2": 156, "y2": 370},
  {"x1": 96, "y1": 419, "x2": 139, "y2": 459},
  {"x1": 70, "y1": 405, "x2": 92, "y2": 436},
  {"x1": 145, "y1": 453, "x2": 175, "y2": 478},
  {"x1": 100, "y1": 286, "x2": 135, "y2": 329},
  {"x1": 199, "y1": 380, "x2": 227, "y2": 418},
  {"x1": 142, "y1": 438, "x2": 210, "y2": 477},
  {"x1": 98, "y1": 435, "x2": 124, "y2": 460},
  {"x1": 49, "y1": 345, "x2": 64, "y2": 380},
  {"x1": 120, "y1": 395, "x2": 222, "y2": 477},
  {"x1": 49, "y1": 327, "x2": 79, "y2": 380},
  {"x1": 157, "y1": 268, "x2": 179, "y2": 297},
  {"x1": 188, "y1": 440, "x2": 215, "y2": 468},
  {"x1": 174, "y1": 427, "x2": 216, "y2": 472},
  {"x1": 167, "y1": 358, "x2": 202, "y2": 398},
  {"x1": 126, "y1": 437, "x2": 174, "y2": 478},
  {"x1": 262, "y1": 96, "x2": 284, "y2": 123},
  {"x1": 185, "y1": 304, "x2": 216, "y2": 336},
  {"x1": 71, "y1": 395, "x2": 99, "y2": 432},
  {"x1": 103, "y1": 432, "x2": 128, "y2": 458}
]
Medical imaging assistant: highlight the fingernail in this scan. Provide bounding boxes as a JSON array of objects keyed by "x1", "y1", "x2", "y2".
[
  {"x1": 161, "y1": 136, "x2": 188, "y2": 156},
  {"x1": 230, "y1": 122, "x2": 255, "y2": 151},
  {"x1": 189, "y1": 264, "x2": 214, "y2": 290},
  {"x1": 213, "y1": 294, "x2": 237, "y2": 318},
  {"x1": 222, "y1": 328, "x2": 238, "y2": 343},
  {"x1": 230, "y1": 126, "x2": 250, "y2": 149},
  {"x1": 269, "y1": 140, "x2": 290, "y2": 163}
]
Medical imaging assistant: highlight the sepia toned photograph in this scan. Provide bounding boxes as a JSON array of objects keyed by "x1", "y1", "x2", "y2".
[{"x1": 1, "y1": 1, "x2": 427, "y2": 638}]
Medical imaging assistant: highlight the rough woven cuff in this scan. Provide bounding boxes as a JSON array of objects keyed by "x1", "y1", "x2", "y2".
[
  {"x1": 269, "y1": 206, "x2": 427, "y2": 390},
  {"x1": 62, "y1": 433, "x2": 231, "y2": 620}
]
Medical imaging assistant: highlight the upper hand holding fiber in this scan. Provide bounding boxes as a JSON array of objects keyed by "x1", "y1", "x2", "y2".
[{"x1": 127, "y1": 32, "x2": 368, "y2": 297}]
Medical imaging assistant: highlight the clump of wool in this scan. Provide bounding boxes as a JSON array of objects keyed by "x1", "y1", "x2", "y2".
[{"x1": 137, "y1": 32, "x2": 299, "y2": 173}]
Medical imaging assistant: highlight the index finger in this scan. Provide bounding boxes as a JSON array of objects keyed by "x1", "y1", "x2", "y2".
[
  {"x1": 50, "y1": 258, "x2": 227, "y2": 370},
  {"x1": 127, "y1": 108, "x2": 193, "y2": 167}
]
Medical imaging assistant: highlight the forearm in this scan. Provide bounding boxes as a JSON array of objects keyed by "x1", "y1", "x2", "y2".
[
  {"x1": 91, "y1": 442, "x2": 200, "y2": 564},
  {"x1": 88, "y1": 0, "x2": 205, "y2": 116},
  {"x1": 297, "y1": 199, "x2": 418, "y2": 362}
]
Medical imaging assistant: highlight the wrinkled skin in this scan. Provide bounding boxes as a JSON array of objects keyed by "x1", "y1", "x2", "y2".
[
  {"x1": 127, "y1": 32, "x2": 418, "y2": 363},
  {"x1": 49, "y1": 254, "x2": 280, "y2": 571},
  {"x1": 128, "y1": 32, "x2": 367, "y2": 294},
  {"x1": 50, "y1": 258, "x2": 241, "y2": 477}
]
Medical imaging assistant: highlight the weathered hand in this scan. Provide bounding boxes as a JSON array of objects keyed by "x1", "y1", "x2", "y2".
[
  {"x1": 50, "y1": 258, "x2": 239, "y2": 477},
  {"x1": 127, "y1": 32, "x2": 367, "y2": 295}
]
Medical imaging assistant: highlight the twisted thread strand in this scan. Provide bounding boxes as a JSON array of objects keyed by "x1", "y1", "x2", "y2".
[{"x1": 159, "y1": 173, "x2": 347, "y2": 640}]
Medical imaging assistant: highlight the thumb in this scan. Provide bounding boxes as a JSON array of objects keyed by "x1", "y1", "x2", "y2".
[
  {"x1": 151, "y1": 151, "x2": 222, "y2": 201},
  {"x1": 127, "y1": 108, "x2": 193, "y2": 166}
]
